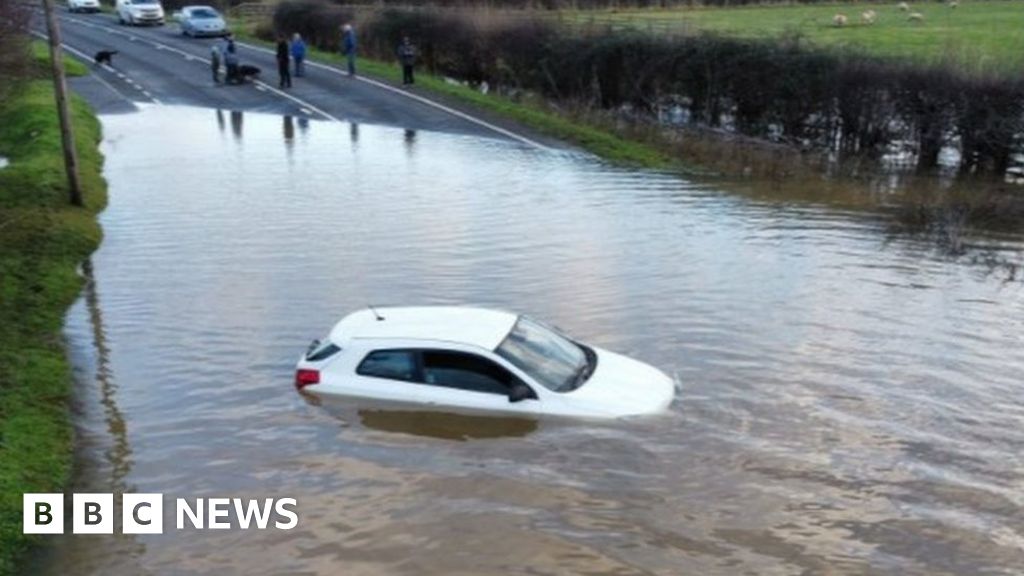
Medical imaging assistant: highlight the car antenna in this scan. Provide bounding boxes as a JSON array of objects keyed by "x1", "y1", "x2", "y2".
[{"x1": 368, "y1": 304, "x2": 385, "y2": 321}]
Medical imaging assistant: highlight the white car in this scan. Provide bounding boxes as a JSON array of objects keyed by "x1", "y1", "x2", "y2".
[
  {"x1": 295, "y1": 307, "x2": 676, "y2": 419},
  {"x1": 116, "y1": 0, "x2": 164, "y2": 26},
  {"x1": 68, "y1": 0, "x2": 101, "y2": 13},
  {"x1": 176, "y1": 5, "x2": 227, "y2": 37}
]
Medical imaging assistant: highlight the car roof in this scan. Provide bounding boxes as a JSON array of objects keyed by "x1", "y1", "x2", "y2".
[{"x1": 329, "y1": 306, "x2": 519, "y2": 351}]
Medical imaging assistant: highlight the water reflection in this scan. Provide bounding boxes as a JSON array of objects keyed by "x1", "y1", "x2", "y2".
[
  {"x1": 230, "y1": 110, "x2": 243, "y2": 141},
  {"x1": 45, "y1": 106, "x2": 1024, "y2": 576},
  {"x1": 81, "y1": 258, "x2": 133, "y2": 488},
  {"x1": 358, "y1": 409, "x2": 538, "y2": 440},
  {"x1": 404, "y1": 129, "x2": 416, "y2": 157},
  {"x1": 283, "y1": 115, "x2": 294, "y2": 143}
]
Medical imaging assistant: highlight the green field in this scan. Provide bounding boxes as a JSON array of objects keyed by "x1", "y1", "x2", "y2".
[{"x1": 565, "y1": 0, "x2": 1024, "y2": 74}]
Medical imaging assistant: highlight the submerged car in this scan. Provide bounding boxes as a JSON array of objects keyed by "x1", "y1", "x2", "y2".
[
  {"x1": 68, "y1": 0, "x2": 101, "y2": 13},
  {"x1": 295, "y1": 307, "x2": 676, "y2": 418},
  {"x1": 176, "y1": 5, "x2": 227, "y2": 37}
]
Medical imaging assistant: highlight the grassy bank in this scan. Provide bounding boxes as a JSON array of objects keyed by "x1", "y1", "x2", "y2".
[
  {"x1": 0, "y1": 74, "x2": 105, "y2": 574},
  {"x1": 564, "y1": 0, "x2": 1024, "y2": 76}
]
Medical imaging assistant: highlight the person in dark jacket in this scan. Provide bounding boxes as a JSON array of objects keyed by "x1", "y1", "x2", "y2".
[
  {"x1": 224, "y1": 37, "x2": 239, "y2": 84},
  {"x1": 290, "y1": 33, "x2": 306, "y2": 77},
  {"x1": 275, "y1": 35, "x2": 291, "y2": 88},
  {"x1": 396, "y1": 36, "x2": 416, "y2": 85},
  {"x1": 340, "y1": 23, "x2": 356, "y2": 76}
]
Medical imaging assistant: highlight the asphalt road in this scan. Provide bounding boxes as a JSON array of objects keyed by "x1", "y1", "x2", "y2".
[{"x1": 39, "y1": 10, "x2": 550, "y2": 147}]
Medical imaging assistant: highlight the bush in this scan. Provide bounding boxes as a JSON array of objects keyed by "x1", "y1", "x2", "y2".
[
  {"x1": 272, "y1": 1, "x2": 355, "y2": 52},
  {"x1": 0, "y1": 0, "x2": 31, "y2": 98},
  {"x1": 271, "y1": 3, "x2": 1024, "y2": 176}
]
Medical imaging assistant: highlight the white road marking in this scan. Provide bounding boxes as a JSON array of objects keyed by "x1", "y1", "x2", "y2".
[
  {"x1": 27, "y1": 30, "x2": 162, "y2": 105},
  {"x1": 238, "y1": 41, "x2": 550, "y2": 150},
  {"x1": 54, "y1": 14, "x2": 542, "y2": 145}
]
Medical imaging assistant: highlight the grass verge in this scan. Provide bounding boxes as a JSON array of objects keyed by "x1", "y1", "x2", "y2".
[{"x1": 0, "y1": 75, "x2": 106, "y2": 574}]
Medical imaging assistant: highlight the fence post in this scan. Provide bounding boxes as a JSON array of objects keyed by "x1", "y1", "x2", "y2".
[{"x1": 41, "y1": 0, "x2": 83, "y2": 207}]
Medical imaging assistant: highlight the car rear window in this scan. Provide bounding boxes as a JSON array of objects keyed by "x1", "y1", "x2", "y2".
[{"x1": 306, "y1": 342, "x2": 340, "y2": 362}]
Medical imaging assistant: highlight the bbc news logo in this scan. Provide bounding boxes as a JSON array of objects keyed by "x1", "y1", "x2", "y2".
[{"x1": 24, "y1": 494, "x2": 298, "y2": 534}]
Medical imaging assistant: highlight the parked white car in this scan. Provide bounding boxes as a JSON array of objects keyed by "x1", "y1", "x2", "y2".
[
  {"x1": 175, "y1": 5, "x2": 227, "y2": 37},
  {"x1": 295, "y1": 307, "x2": 676, "y2": 419},
  {"x1": 116, "y1": 0, "x2": 164, "y2": 26},
  {"x1": 68, "y1": 0, "x2": 101, "y2": 13}
]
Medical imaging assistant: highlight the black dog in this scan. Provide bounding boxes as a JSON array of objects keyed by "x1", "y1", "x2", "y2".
[
  {"x1": 93, "y1": 50, "x2": 117, "y2": 66},
  {"x1": 238, "y1": 64, "x2": 261, "y2": 82}
]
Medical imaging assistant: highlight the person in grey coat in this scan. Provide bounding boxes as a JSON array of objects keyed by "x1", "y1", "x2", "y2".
[{"x1": 210, "y1": 40, "x2": 223, "y2": 83}]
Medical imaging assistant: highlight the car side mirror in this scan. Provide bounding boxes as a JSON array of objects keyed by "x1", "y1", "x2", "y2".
[{"x1": 508, "y1": 382, "x2": 536, "y2": 403}]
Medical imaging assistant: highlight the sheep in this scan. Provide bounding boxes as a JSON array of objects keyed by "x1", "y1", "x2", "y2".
[
  {"x1": 949, "y1": 0, "x2": 959, "y2": 8},
  {"x1": 907, "y1": 11, "x2": 925, "y2": 22},
  {"x1": 898, "y1": 1, "x2": 910, "y2": 11},
  {"x1": 861, "y1": 9, "x2": 878, "y2": 25},
  {"x1": 833, "y1": 13, "x2": 849, "y2": 27}
]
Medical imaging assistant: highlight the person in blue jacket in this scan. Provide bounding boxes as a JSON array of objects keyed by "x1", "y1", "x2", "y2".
[
  {"x1": 340, "y1": 23, "x2": 356, "y2": 76},
  {"x1": 290, "y1": 33, "x2": 306, "y2": 78}
]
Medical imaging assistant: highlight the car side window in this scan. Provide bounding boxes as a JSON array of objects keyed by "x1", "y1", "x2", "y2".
[
  {"x1": 420, "y1": 351, "x2": 518, "y2": 395},
  {"x1": 357, "y1": 350, "x2": 417, "y2": 381}
]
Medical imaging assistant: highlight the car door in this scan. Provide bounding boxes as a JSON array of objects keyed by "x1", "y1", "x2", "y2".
[{"x1": 418, "y1": 350, "x2": 541, "y2": 415}]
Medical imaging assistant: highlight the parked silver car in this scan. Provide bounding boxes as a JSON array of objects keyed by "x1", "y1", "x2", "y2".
[{"x1": 176, "y1": 5, "x2": 227, "y2": 38}]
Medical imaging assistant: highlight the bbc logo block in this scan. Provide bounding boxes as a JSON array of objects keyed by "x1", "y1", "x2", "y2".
[
  {"x1": 24, "y1": 493, "x2": 162, "y2": 535},
  {"x1": 23, "y1": 494, "x2": 63, "y2": 534},
  {"x1": 24, "y1": 494, "x2": 298, "y2": 534}
]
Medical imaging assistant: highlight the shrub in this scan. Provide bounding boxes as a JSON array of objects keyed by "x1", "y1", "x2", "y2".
[{"x1": 271, "y1": 3, "x2": 1024, "y2": 176}]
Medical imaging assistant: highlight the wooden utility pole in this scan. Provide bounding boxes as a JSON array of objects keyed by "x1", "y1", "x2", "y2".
[{"x1": 40, "y1": 0, "x2": 83, "y2": 206}]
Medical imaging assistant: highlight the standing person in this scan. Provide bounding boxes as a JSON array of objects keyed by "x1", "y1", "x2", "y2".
[
  {"x1": 340, "y1": 23, "x2": 356, "y2": 76},
  {"x1": 396, "y1": 35, "x2": 416, "y2": 86},
  {"x1": 290, "y1": 33, "x2": 306, "y2": 78},
  {"x1": 224, "y1": 37, "x2": 239, "y2": 84},
  {"x1": 275, "y1": 35, "x2": 292, "y2": 88},
  {"x1": 210, "y1": 38, "x2": 223, "y2": 83}
]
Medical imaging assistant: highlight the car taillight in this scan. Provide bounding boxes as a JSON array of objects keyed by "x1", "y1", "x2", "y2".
[{"x1": 295, "y1": 369, "x2": 319, "y2": 390}]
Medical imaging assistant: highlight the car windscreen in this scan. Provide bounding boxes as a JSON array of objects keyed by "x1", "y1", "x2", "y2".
[
  {"x1": 133, "y1": 0, "x2": 159, "y2": 4},
  {"x1": 190, "y1": 8, "x2": 218, "y2": 17},
  {"x1": 495, "y1": 316, "x2": 586, "y2": 392}
]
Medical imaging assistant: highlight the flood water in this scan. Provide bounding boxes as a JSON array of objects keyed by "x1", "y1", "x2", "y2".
[{"x1": 38, "y1": 105, "x2": 1024, "y2": 575}]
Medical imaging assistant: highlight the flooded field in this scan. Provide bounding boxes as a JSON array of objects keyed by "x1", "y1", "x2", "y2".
[{"x1": 36, "y1": 105, "x2": 1024, "y2": 575}]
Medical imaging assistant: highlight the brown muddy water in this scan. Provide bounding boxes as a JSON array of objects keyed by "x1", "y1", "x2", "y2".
[{"x1": 35, "y1": 105, "x2": 1024, "y2": 575}]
